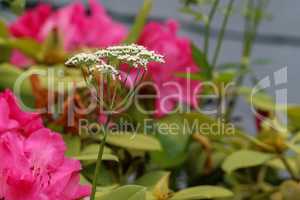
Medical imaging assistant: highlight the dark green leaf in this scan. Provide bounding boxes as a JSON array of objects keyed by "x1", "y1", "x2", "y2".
[{"x1": 191, "y1": 43, "x2": 212, "y2": 80}]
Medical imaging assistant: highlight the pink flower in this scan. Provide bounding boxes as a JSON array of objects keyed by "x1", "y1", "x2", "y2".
[
  {"x1": 0, "y1": 90, "x2": 91, "y2": 199},
  {"x1": 0, "y1": 90, "x2": 43, "y2": 137},
  {"x1": 137, "y1": 20, "x2": 201, "y2": 116},
  {"x1": 9, "y1": 0, "x2": 127, "y2": 66},
  {"x1": 9, "y1": 4, "x2": 52, "y2": 67},
  {"x1": 9, "y1": 4, "x2": 52, "y2": 41}
]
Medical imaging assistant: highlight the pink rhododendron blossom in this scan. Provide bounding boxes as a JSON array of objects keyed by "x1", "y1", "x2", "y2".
[
  {"x1": 137, "y1": 20, "x2": 201, "y2": 116},
  {"x1": 9, "y1": 0, "x2": 127, "y2": 67},
  {"x1": 0, "y1": 90, "x2": 91, "y2": 199}
]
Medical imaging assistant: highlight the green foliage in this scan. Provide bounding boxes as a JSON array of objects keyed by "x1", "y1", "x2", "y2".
[
  {"x1": 222, "y1": 150, "x2": 274, "y2": 174},
  {"x1": 106, "y1": 133, "x2": 162, "y2": 151},
  {"x1": 96, "y1": 185, "x2": 146, "y2": 200},
  {"x1": 170, "y1": 186, "x2": 233, "y2": 200},
  {"x1": 2, "y1": 1, "x2": 300, "y2": 199},
  {"x1": 124, "y1": 0, "x2": 153, "y2": 44}
]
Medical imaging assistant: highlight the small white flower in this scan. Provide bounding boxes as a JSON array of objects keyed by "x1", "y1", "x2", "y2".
[
  {"x1": 89, "y1": 60, "x2": 121, "y2": 80},
  {"x1": 65, "y1": 53, "x2": 99, "y2": 66},
  {"x1": 95, "y1": 44, "x2": 164, "y2": 70}
]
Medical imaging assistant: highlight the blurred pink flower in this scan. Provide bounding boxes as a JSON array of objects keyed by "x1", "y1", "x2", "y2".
[
  {"x1": 9, "y1": 0, "x2": 127, "y2": 67},
  {"x1": 137, "y1": 20, "x2": 201, "y2": 116},
  {"x1": 0, "y1": 90, "x2": 90, "y2": 200},
  {"x1": 0, "y1": 90, "x2": 43, "y2": 137}
]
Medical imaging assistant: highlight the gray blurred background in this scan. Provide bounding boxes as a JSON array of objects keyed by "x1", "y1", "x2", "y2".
[{"x1": 1, "y1": 0, "x2": 299, "y2": 132}]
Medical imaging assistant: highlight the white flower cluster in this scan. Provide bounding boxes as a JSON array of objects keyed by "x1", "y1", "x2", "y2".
[
  {"x1": 65, "y1": 44, "x2": 164, "y2": 81},
  {"x1": 65, "y1": 53, "x2": 99, "y2": 66},
  {"x1": 88, "y1": 60, "x2": 121, "y2": 80},
  {"x1": 95, "y1": 44, "x2": 165, "y2": 70}
]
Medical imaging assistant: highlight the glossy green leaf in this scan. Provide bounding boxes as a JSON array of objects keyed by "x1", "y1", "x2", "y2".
[
  {"x1": 106, "y1": 133, "x2": 162, "y2": 151},
  {"x1": 191, "y1": 43, "x2": 212, "y2": 79},
  {"x1": 170, "y1": 186, "x2": 233, "y2": 200},
  {"x1": 96, "y1": 185, "x2": 146, "y2": 200},
  {"x1": 222, "y1": 150, "x2": 273, "y2": 174},
  {"x1": 124, "y1": 0, "x2": 152, "y2": 44}
]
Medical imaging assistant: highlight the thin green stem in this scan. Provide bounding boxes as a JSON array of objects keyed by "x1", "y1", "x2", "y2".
[
  {"x1": 90, "y1": 114, "x2": 111, "y2": 200},
  {"x1": 278, "y1": 153, "x2": 299, "y2": 181},
  {"x1": 204, "y1": 0, "x2": 220, "y2": 55},
  {"x1": 225, "y1": 0, "x2": 267, "y2": 121},
  {"x1": 211, "y1": 0, "x2": 235, "y2": 69}
]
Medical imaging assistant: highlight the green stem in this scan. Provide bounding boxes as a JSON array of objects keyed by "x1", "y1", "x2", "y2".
[
  {"x1": 204, "y1": 0, "x2": 220, "y2": 55},
  {"x1": 278, "y1": 153, "x2": 299, "y2": 181},
  {"x1": 211, "y1": 0, "x2": 235, "y2": 69},
  {"x1": 225, "y1": 0, "x2": 266, "y2": 121},
  {"x1": 90, "y1": 115, "x2": 111, "y2": 200}
]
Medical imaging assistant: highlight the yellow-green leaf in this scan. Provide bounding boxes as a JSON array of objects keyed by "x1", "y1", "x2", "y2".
[
  {"x1": 222, "y1": 150, "x2": 274, "y2": 174},
  {"x1": 106, "y1": 133, "x2": 162, "y2": 151},
  {"x1": 96, "y1": 185, "x2": 146, "y2": 200},
  {"x1": 170, "y1": 186, "x2": 233, "y2": 200}
]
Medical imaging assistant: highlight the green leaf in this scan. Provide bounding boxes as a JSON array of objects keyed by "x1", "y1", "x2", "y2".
[
  {"x1": 181, "y1": 112, "x2": 272, "y2": 150},
  {"x1": 287, "y1": 106, "x2": 300, "y2": 131},
  {"x1": 150, "y1": 115, "x2": 190, "y2": 168},
  {"x1": 124, "y1": 0, "x2": 152, "y2": 44},
  {"x1": 0, "y1": 38, "x2": 42, "y2": 61},
  {"x1": 214, "y1": 70, "x2": 236, "y2": 85},
  {"x1": 72, "y1": 144, "x2": 118, "y2": 162},
  {"x1": 222, "y1": 150, "x2": 273, "y2": 174},
  {"x1": 0, "y1": 20, "x2": 11, "y2": 62},
  {"x1": 0, "y1": 20, "x2": 9, "y2": 38},
  {"x1": 63, "y1": 134, "x2": 81, "y2": 157},
  {"x1": 191, "y1": 43, "x2": 212, "y2": 79},
  {"x1": 238, "y1": 86, "x2": 277, "y2": 111},
  {"x1": 74, "y1": 153, "x2": 119, "y2": 162},
  {"x1": 152, "y1": 172, "x2": 170, "y2": 199},
  {"x1": 134, "y1": 171, "x2": 170, "y2": 190},
  {"x1": 0, "y1": 64, "x2": 34, "y2": 108},
  {"x1": 106, "y1": 133, "x2": 162, "y2": 151},
  {"x1": 96, "y1": 185, "x2": 146, "y2": 200},
  {"x1": 170, "y1": 186, "x2": 233, "y2": 200}
]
